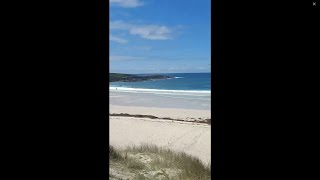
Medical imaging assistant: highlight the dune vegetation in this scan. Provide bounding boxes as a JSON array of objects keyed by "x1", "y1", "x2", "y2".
[{"x1": 109, "y1": 144, "x2": 211, "y2": 180}]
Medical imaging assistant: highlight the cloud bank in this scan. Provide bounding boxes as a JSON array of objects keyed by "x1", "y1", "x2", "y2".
[
  {"x1": 110, "y1": 35, "x2": 128, "y2": 44},
  {"x1": 110, "y1": 21, "x2": 172, "y2": 40},
  {"x1": 110, "y1": 0, "x2": 143, "y2": 8}
]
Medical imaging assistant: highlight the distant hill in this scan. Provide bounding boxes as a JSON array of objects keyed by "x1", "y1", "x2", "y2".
[{"x1": 110, "y1": 73, "x2": 172, "y2": 82}]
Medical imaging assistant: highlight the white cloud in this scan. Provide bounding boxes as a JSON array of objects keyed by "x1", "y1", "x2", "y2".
[
  {"x1": 110, "y1": 0, "x2": 143, "y2": 8},
  {"x1": 110, "y1": 21, "x2": 131, "y2": 30},
  {"x1": 110, "y1": 21, "x2": 172, "y2": 40},
  {"x1": 129, "y1": 25, "x2": 171, "y2": 40},
  {"x1": 110, "y1": 55, "x2": 145, "y2": 61},
  {"x1": 110, "y1": 35, "x2": 128, "y2": 44}
]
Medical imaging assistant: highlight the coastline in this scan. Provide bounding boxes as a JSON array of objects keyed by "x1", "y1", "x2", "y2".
[
  {"x1": 109, "y1": 88, "x2": 211, "y2": 163},
  {"x1": 110, "y1": 87, "x2": 211, "y2": 110}
]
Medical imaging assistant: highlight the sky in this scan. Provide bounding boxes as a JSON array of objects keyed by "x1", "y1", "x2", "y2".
[{"x1": 110, "y1": 0, "x2": 211, "y2": 74}]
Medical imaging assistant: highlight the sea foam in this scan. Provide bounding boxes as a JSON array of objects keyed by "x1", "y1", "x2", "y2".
[{"x1": 109, "y1": 87, "x2": 210, "y2": 96}]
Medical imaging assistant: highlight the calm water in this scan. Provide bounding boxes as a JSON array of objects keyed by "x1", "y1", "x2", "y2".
[{"x1": 110, "y1": 73, "x2": 211, "y2": 91}]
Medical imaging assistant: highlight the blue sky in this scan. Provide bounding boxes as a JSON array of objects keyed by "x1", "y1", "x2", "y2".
[{"x1": 110, "y1": 0, "x2": 211, "y2": 74}]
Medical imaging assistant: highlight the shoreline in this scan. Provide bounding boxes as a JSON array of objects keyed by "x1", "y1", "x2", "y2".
[
  {"x1": 109, "y1": 86, "x2": 211, "y2": 93},
  {"x1": 109, "y1": 89, "x2": 211, "y2": 164},
  {"x1": 110, "y1": 90, "x2": 210, "y2": 110}
]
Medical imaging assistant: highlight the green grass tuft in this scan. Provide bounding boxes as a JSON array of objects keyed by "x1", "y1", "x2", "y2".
[
  {"x1": 110, "y1": 144, "x2": 211, "y2": 180},
  {"x1": 109, "y1": 145, "x2": 123, "y2": 161}
]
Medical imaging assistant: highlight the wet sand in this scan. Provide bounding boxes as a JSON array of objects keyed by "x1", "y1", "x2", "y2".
[{"x1": 109, "y1": 89, "x2": 211, "y2": 163}]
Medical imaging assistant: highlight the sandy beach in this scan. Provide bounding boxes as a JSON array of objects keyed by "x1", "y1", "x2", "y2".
[
  {"x1": 110, "y1": 105, "x2": 210, "y2": 122},
  {"x1": 109, "y1": 89, "x2": 211, "y2": 163},
  {"x1": 110, "y1": 115, "x2": 211, "y2": 164},
  {"x1": 110, "y1": 88, "x2": 211, "y2": 110}
]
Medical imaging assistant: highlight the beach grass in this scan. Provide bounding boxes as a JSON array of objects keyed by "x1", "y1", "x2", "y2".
[{"x1": 109, "y1": 144, "x2": 211, "y2": 180}]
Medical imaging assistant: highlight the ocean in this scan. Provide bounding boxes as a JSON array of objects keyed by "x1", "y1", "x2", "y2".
[
  {"x1": 110, "y1": 73, "x2": 211, "y2": 91},
  {"x1": 110, "y1": 73, "x2": 211, "y2": 110}
]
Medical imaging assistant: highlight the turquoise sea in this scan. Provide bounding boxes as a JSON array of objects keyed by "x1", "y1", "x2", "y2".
[{"x1": 110, "y1": 73, "x2": 211, "y2": 92}]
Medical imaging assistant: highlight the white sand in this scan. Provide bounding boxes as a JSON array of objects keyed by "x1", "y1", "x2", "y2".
[
  {"x1": 110, "y1": 106, "x2": 211, "y2": 164},
  {"x1": 109, "y1": 90, "x2": 211, "y2": 164},
  {"x1": 110, "y1": 90, "x2": 210, "y2": 110},
  {"x1": 110, "y1": 105, "x2": 210, "y2": 121}
]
